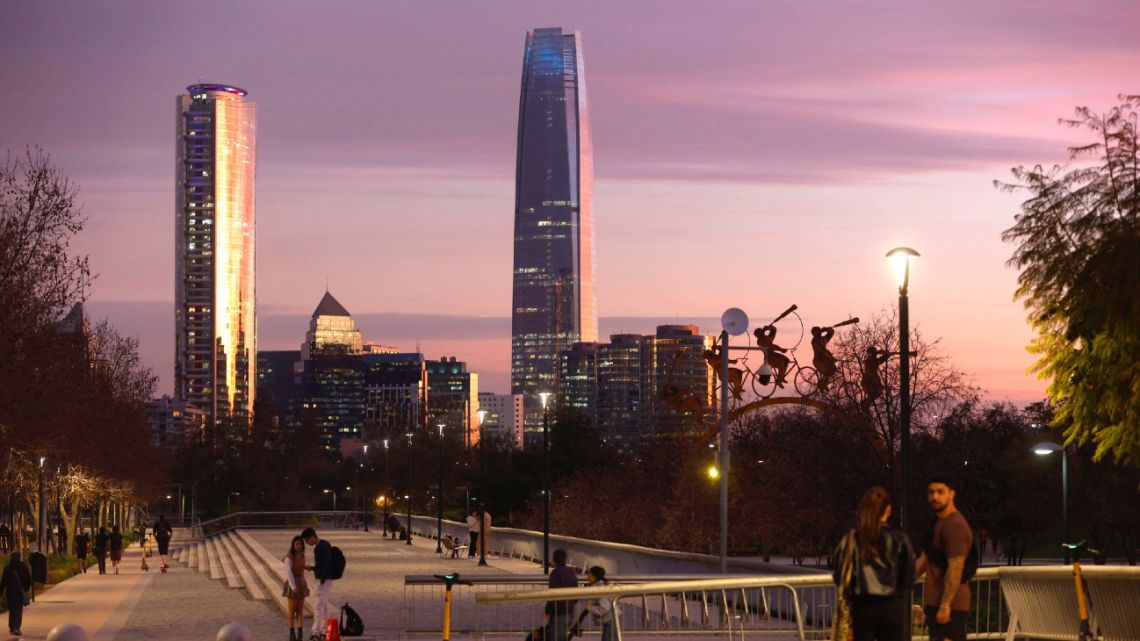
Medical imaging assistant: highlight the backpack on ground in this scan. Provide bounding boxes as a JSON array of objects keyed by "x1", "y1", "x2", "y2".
[
  {"x1": 340, "y1": 602, "x2": 364, "y2": 637},
  {"x1": 330, "y1": 545, "x2": 347, "y2": 580}
]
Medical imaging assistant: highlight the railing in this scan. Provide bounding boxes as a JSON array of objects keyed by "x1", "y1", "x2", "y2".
[
  {"x1": 195, "y1": 511, "x2": 368, "y2": 538},
  {"x1": 403, "y1": 570, "x2": 1008, "y2": 640},
  {"x1": 998, "y1": 565, "x2": 1140, "y2": 641}
]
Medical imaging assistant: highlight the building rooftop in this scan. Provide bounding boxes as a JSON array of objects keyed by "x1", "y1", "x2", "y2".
[{"x1": 312, "y1": 291, "x2": 351, "y2": 318}]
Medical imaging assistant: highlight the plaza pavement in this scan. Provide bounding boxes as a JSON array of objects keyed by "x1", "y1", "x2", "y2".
[{"x1": 14, "y1": 528, "x2": 538, "y2": 640}]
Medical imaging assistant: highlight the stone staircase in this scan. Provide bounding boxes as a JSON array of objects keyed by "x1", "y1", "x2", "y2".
[{"x1": 172, "y1": 529, "x2": 314, "y2": 616}]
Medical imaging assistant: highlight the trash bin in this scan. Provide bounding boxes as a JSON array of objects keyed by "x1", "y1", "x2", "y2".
[{"x1": 29, "y1": 550, "x2": 48, "y2": 584}]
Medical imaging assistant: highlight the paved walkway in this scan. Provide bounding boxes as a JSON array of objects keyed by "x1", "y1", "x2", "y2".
[{"x1": 14, "y1": 529, "x2": 538, "y2": 640}]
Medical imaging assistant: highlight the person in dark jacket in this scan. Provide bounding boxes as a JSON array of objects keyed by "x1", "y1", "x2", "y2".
[
  {"x1": 302, "y1": 527, "x2": 335, "y2": 641},
  {"x1": 153, "y1": 514, "x2": 173, "y2": 571},
  {"x1": 74, "y1": 527, "x2": 91, "y2": 574},
  {"x1": 833, "y1": 486, "x2": 916, "y2": 641},
  {"x1": 109, "y1": 524, "x2": 124, "y2": 574},
  {"x1": 0, "y1": 551, "x2": 32, "y2": 635},
  {"x1": 93, "y1": 526, "x2": 109, "y2": 575},
  {"x1": 544, "y1": 548, "x2": 579, "y2": 641}
]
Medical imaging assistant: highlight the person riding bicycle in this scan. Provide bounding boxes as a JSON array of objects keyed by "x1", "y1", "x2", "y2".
[
  {"x1": 754, "y1": 324, "x2": 790, "y2": 387},
  {"x1": 810, "y1": 326, "x2": 838, "y2": 390}
]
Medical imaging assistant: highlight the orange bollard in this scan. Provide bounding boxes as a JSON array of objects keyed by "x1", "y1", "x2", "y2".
[{"x1": 325, "y1": 617, "x2": 341, "y2": 641}]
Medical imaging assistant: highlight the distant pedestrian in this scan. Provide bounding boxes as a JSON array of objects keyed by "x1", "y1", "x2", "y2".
[
  {"x1": 0, "y1": 523, "x2": 10, "y2": 550},
  {"x1": 466, "y1": 510, "x2": 479, "y2": 558},
  {"x1": 109, "y1": 525, "x2": 124, "y2": 574},
  {"x1": 584, "y1": 566, "x2": 614, "y2": 641},
  {"x1": 57, "y1": 524, "x2": 68, "y2": 556},
  {"x1": 153, "y1": 514, "x2": 173, "y2": 571},
  {"x1": 831, "y1": 486, "x2": 915, "y2": 641},
  {"x1": 544, "y1": 548, "x2": 578, "y2": 641},
  {"x1": 0, "y1": 551, "x2": 32, "y2": 636},
  {"x1": 915, "y1": 476, "x2": 973, "y2": 641},
  {"x1": 74, "y1": 527, "x2": 91, "y2": 574},
  {"x1": 282, "y1": 535, "x2": 309, "y2": 641},
  {"x1": 480, "y1": 508, "x2": 492, "y2": 558},
  {"x1": 302, "y1": 527, "x2": 338, "y2": 641},
  {"x1": 93, "y1": 526, "x2": 109, "y2": 575}
]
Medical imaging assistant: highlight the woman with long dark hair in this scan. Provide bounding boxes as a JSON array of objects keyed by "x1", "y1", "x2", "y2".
[
  {"x1": 282, "y1": 535, "x2": 309, "y2": 641},
  {"x1": 832, "y1": 486, "x2": 916, "y2": 641}
]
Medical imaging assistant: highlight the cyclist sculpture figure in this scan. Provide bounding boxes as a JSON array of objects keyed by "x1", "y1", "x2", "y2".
[
  {"x1": 861, "y1": 347, "x2": 892, "y2": 409},
  {"x1": 810, "y1": 326, "x2": 837, "y2": 390},
  {"x1": 704, "y1": 346, "x2": 745, "y2": 400},
  {"x1": 754, "y1": 325, "x2": 790, "y2": 387}
]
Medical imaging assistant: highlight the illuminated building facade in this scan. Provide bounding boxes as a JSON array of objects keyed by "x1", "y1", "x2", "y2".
[
  {"x1": 511, "y1": 27, "x2": 597, "y2": 428},
  {"x1": 174, "y1": 83, "x2": 257, "y2": 439}
]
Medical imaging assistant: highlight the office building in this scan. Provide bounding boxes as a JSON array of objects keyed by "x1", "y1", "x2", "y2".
[
  {"x1": 174, "y1": 83, "x2": 257, "y2": 440},
  {"x1": 511, "y1": 28, "x2": 597, "y2": 429},
  {"x1": 477, "y1": 392, "x2": 525, "y2": 448},
  {"x1": 426, "y1": 357, "x2": 479, "y2": 446}
]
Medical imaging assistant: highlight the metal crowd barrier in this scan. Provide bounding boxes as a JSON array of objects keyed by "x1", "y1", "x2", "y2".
[{"x1": 998, "y1": 565, "x2": 1140, "y2": 641}]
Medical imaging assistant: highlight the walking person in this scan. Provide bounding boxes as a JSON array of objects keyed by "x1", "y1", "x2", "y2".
[
  {"x1": 74, "y1": 527, "x2": 91, "y2": 574},
  {"x1": 109, "y1": 524, "x2": 124, "y2": 574},
  {"x1": 93, "y1": 526, "x2": 109, "y2": 575},
  {"x1": 1, "y1": 551, "x2": 32, "y2": 636},
  {"x1": 544, "y1": 548, "x2": 579, "y2": 641},
  {"x1": 466, "y1": 509, "x2": 479, "y2": 558},
  {"x1": 832, "y1": 486, "x2": 916, "y2": 641},
  {"x1": 584, "y1": 566, "x2": 614, "y2": 641},
  {"x1": 916, "y1": 475, "x2": 974, "y2": 641},
  {"x1": 302, "y1": 527, "x2": 338, "y2": 640},
  {"x1": 282, "y1": 535, "x2": 310, "y2": 641},
  {"x1": 153, "y1": 514, "x2": 173, "y2": 571}
]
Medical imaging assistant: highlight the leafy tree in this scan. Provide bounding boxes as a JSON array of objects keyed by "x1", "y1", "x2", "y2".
[{"x1": 998, "y1": 95, "x2": 1140, "y2": 467}]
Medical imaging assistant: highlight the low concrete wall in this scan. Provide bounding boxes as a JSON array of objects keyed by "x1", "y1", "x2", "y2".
[{"x1": 404, "y1": 514, "x2": 823, "y2": 577}]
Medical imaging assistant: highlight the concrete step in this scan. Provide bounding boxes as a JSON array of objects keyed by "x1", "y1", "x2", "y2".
[
  {"x1": 198, "y1": 539, "x2": 210, "y2": 573},
  {"x1": 225, "y1": 526, "x2": 279, "y2": 602},
  {"x1": 206, "y1": 537, "x2": 223, "y2": 579},
  {"x1": 187, "y1": 541, "x2": 200, "y2": 569},
  {"x1": 235, "y1": 529, "x2": 314, "y2": 616},
  {"x1": 214, "y1": 532, "x2": 245, "y2": 590}
]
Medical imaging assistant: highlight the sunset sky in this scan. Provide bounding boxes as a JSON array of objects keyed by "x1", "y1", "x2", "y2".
[{"x1": 3, "y1": 1, "x2": 1137, "y2": 401}]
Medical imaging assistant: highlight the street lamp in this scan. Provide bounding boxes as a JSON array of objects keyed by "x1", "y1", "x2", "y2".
[
  {"x1": 406, "y1": 432, "x2": 414, "y2": 546},
  {"x1": 383, "y1": 438, "x2": 390, "y2": 537},
  {"x1": 718, "y1": 308, "x2": 749, "y2": 573},
  {"x1": 477, "y1": 409, "x2": 488, "y2": 566},
  {"x1": 1033, "y1": 441, "x2": 1070, "y2": 563},
  {"x1": 436, "y1": 422, "x2": 446, "y2": 554},
  {"x1": 227, "y1": 492, "x2": 241, "y2": 511},
  {"x1": 37, "y1": 456, "x2": 45, "y2": 553},
  {"x1": 362, "y1": 444, "x2": 370, "y2": 532},
  {"x1": 539, "y1": 391, "x2": 552, "y2": 575},
  {"x1": 886, "y1": 246, "x2": 919, "y2": 531},
  {"x1": 323, "y1": 489, "x2": 337, "y2": 512}
]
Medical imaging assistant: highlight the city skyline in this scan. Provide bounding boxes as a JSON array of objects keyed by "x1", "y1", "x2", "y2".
[{"x1": 4, "y1": 2, "x2": 1138, "y2": 403}]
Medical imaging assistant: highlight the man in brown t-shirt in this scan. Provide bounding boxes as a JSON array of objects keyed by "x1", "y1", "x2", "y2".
[{"x1": 916, "y1": 475, "x2": 972, "y2": 641}]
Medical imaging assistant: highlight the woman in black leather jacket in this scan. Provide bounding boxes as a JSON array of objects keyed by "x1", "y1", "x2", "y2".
[{"x1": 833, "y1": 486, "x2": 916, "y2": 641}]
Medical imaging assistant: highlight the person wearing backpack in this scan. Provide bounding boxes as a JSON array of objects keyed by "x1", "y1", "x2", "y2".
[
  {"x1": 302, "y1": 527, "x2": 342, "y2": 641},
  {"x1": 915, "y1": 475, "x2": 973, "y2": 641}
]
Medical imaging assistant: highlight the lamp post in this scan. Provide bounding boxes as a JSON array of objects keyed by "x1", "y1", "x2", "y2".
[
  {"x1": 362, "y1": 444, "x2": 370, "y2": 532},
  {"x1": 383, "y1": 438, "x2": 390, "y2": 537},
  {"x1": 477, "y1": 409, "x2": 488, "y2": 566},
  {"x1": 539, "y1": 391, "x2": 552, "y2": 575},
  {"x1": 718, "y1": 308, "x2": 749, "y2": 573},
  {"x1": 323, "y1": 489, "x2": 337, "y2": 512},
  {"x1": 436, "y1": 422, "x2": 446, "y2": 554},
  {"x1": 1033, "y1": 442, "x2": 1070, "y2": 563},
  {"x1": 38, "y1": 456, "x2": 45, "y2": 552},
  {"x1": 406, "y1": 432, "x2": 414, "y2": 546},
  {"x1": 886, "y1": 247, "x2": 919, "y2": 531}
]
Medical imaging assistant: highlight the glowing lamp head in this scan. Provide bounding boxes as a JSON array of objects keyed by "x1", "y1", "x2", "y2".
[
  {"x1": 707, "y1": 465, "x2": 720, "y2": 480},
  {"x1": 477, "y1": 409, "x2": 487, "y2": 425},
  {"x1": 886, "y1": 247, "x2": 920, "y2": 291},
  {"x1": 1033, "y1": 442, "x2": 1063, "y2": 456},
  {"x1": 538, "y1": 392, "x2": 552, "y2": 409}
]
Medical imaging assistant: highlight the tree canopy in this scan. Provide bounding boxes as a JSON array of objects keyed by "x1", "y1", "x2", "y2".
[{"x1": 998, "y1": 95, "x2": 1140, "y2": 467}]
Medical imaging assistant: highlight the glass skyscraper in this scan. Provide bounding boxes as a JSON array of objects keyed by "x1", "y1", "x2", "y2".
[
  {"x1": 511, "y1": 28, "x2": 597, "y2": 419},
  {"x1": 174, "y1": 83, "x2": 257, "y2": 440}
]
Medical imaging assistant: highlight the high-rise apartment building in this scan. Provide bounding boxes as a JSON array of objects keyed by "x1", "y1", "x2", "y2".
[
  {"x1": 426, "y1": 357, "x2": 479, "y2": 446},
  {"x1": 511, "y1": 28, "x2": 597, "y2": 427},
  {"x1": 174, "y1": 83, "x2": 257, "y2": 439},
  {"x1": 477, "y1": 392, "x2": 525, "y2": 449}
]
